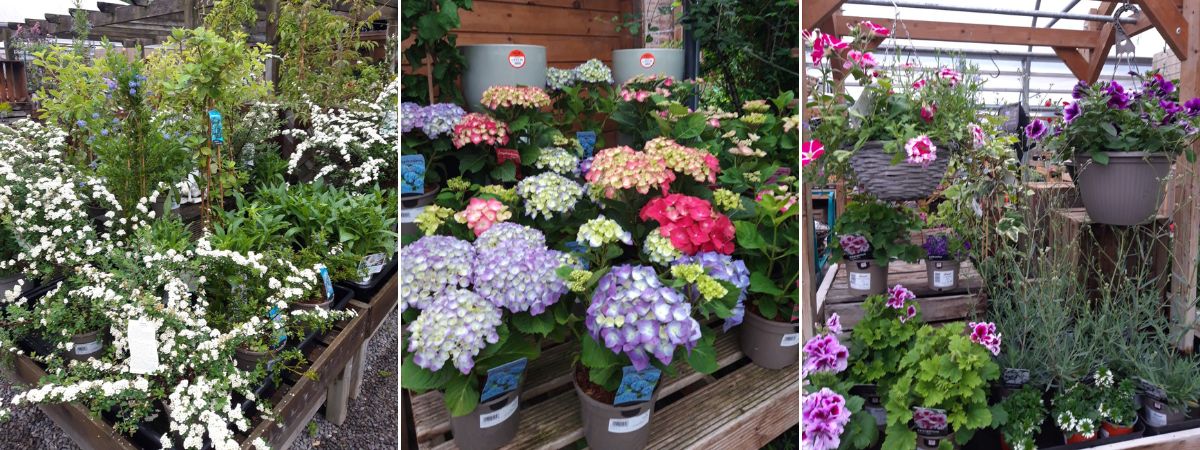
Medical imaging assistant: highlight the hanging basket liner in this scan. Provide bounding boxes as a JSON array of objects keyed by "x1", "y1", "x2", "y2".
[{"x1": 850, "y1": 140, "x2": 952, "y2": 201}]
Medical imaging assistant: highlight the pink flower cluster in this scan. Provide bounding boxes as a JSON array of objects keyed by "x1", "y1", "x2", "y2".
[
  {"x1": 807, "y1": 30, "x2": 849, "y2": 63},
  {"x1": 913, "y1": 408, "x2": 948, "y2": 431},
  {"x1": 887, "y1": 284, "x2": 918, "y2": 323},
  {"x1": 803, "y1": 333, "x2": 848, "y2": 375},
  {"x1": 644, "y1": 137, "x2": 720, "y2": 184},
  {"x1": 860, "y1": 20, "x2": 890, "y2": 37},
  {"x1": 803, "y1": 388, "x2": 851, "y2": 450},
  {"x1": 939, "y1": 68, "x2": 962, "y2": 85},
  {"x1": 912, "y1": 78, "x2": 927, "y2": 90},
  {"x1": 454, "y1": 197, "x2": 513, "y2": 236},
  {"x1": 480, "y1": 86, "x2": 552, "y2": 109},
  {"x1": 843, "y1": 50, "x2": 878, "y2": 70},
  {"x1": 802, "y1": 140, "x2": 825, "y2": 167},
  {"x1": 640, "y1": 194, "x2": 736, "y2": 255},
  {"x1": 838, "y1": 234, "x2": 870, "y2": 257},
  {"x1": 920, "y1": 103, "x2": 937, "y2": 123},
  {"x1": 905, "y1": 135, "x2": 937, "y2": 166},
  {"x1": 619, "y1": 74, "x2": 673, "y2": 102},
  {"x1": 585, "y1": 145, "x2": 676, "y2": 198},
  {"x1": 968, "y1": 321, "x2": 1002, "y2": 356},
  {"x1": 451, "y1": 113, "x2": 510, "y2": 148}
]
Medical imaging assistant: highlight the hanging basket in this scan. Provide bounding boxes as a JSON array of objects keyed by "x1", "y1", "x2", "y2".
[{"x1": 850, "y1": 141, "x2": 952, "y2": 201}]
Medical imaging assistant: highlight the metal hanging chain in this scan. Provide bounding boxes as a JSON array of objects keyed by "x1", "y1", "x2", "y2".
[{"x1": 1110, "y1": 2, "x2": 1142, "y2": 82}]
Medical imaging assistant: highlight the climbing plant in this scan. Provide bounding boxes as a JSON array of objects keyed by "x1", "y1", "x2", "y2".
[{"x1": 401, "y1": 0, "x2": 472, "y2": 104}]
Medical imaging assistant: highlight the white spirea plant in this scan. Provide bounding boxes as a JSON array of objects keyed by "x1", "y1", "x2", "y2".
[{"x1": 283, "y1": 78, "x2": 397, "y2": 191}]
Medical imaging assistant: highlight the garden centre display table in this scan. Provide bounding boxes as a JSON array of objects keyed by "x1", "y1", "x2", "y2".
[
  {"x1": 816, "y1": 261, "x2": 987, "y2": 331},
  {"x1": 409, "y1": 330, "x2": 799, "y2": 450},
  {"x1": 1048, "y1": 208, "x2": 1170, "y2": 300},
  {"x1": 3, "y1": 273, "x2": 397, "y2": 450}
]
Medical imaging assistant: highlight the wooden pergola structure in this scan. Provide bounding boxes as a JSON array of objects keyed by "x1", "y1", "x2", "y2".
[{"x1": 801, "y1": 0, "x2": 1200, "y2": 355}]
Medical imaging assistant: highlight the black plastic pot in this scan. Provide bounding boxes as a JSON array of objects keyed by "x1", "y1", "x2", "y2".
[{"x1": 335, "y1": 256, "x2": 396, "y2": 302}]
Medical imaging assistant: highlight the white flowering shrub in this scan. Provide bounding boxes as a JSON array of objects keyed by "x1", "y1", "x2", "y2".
[{"x1": 284, "y1": 78, "x2": 397, "y2": 192}]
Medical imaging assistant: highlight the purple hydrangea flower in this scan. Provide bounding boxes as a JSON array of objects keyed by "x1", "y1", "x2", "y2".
[
  {"x1": 473, "y1": 239, "x2": 569, "y2": 316},
  {"x1": 578, "y1": 156, "x2": 594, "y2": 176},
  {"x1": 586, "y1": 265, "x2": 701, "y2": 371},
  {"x1": 401, "y1": 102, "x2": 426, "y2": 134},
  {"x1": 407, "y1": 288, "x2": 502, "y2": 374},
  {"x1": 1064, "y1": 101, "x2": 1081, "y2": 123},
  {"x1": 1106, "y1": 81, "x2": 1130, "y2": 109},
  {"x1": 1024, "y1": 119, "x2": 1047, "y2": 140},
  {"x1": 673, "y1": 252, "x2": 750, "y2": 331},
  {"x1": 422, "y1": 103, "x2": 466, "y2": 138},
  {"x1": 474, "y1": 222, "x2": 546, "y2": 251},
  {"x1": 401, "y1": 235, "x2": 475, "y2": 312},
  {"x1": 803, "y1": 388, "x2": 851, "y2": 450}
]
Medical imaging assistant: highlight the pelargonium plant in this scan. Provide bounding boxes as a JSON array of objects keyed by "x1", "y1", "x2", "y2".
[
  {"x1": 849, "y1": 284, "x2": 923, "y2": 386},
  {"x1": 803, "y1": 388, "x2": 853, "y2": 450},
  {"x1": 800, "y1": 313, "x2": 876, "y2": 450},
  {"x1": 831, "y1": 199, "x2": 924, "y2": 265}
]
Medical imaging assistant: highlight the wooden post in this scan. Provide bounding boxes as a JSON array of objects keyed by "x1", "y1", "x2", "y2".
[
  {"x1": 183, "y1": 0, "x2": 198, "y2": 29},
  {"x1": 1172, "y1": 0, "x2": 1200, "y2": 353},
  {"x1": 801, "y1": 44, "x2": 818, "y2": 341}
]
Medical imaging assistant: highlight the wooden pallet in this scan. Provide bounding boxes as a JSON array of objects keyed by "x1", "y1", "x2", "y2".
[
  {"x1": 3, "y1": 273, "x2": 397, "y2": 450},
  {"x1": 410, "y1": 331, "x2": 799, "y2": 450},
  {"x1": 1048, "y1": 208, "x2": 1171, "y2": 301},
  {"x1": 816, "y1": 261, "x2": 987, "y2": 330}
]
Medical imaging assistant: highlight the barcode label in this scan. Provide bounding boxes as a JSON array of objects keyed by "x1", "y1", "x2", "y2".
[
  {"x1": 780, "y1": 333, "x2": 800, "y2": 347},
  {"x1": 933, "y1": 270, "x2": 955, "y2": 288},
  {"x1": 849, "y1": 272, "x2": 871, "y2": 290},
  {"x1": 608, "y1": 409, "x2": 651, "y2": 433},
  {"x1": 400, "y1": 207, "x2": 426, "y2": 224},
  {"x1": 479, "y1": 398, "x2": 519, "y2": 429}
]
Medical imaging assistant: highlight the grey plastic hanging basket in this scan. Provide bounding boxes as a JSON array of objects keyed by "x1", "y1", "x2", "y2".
[{"x1": 849, "y1": 140, "x2": 952, "y2": 201}]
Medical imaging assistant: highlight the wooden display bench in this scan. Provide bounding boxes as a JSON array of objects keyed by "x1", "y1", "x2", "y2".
[
  {"x1": 815, "y1": 261, "x2": 987, "y2": 331},
  {"x1": 3, "y1": 273, "x2": 397, "y2": 450},
  {"x1": 1048, "y1": 208, "x2": 1171, "y2": 301},
  {"x1": 410, "y1": 330, "x2": 799, "y2": 450}
]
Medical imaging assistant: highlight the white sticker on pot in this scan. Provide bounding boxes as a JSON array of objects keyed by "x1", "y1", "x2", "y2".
[
  {"x1": 608, "y1": 409, "x2": 651, "y2": 433},
  {"x1": 780, "y1": 333, "x2": 800, "y2": 347},
  {"x1": 127, "y1": 319, "x2": 160, "y2": 374},
  {"x1": 75, "y1": 339, "x2": 102, "y2": 356},
  {"x1": 639, "y1": 52, "x2": 656, "y2": 68},
  {"x1": 479, "y1": 398, "x2": 518, "y2": 429},
  {"x1": 508, "y1": 49, "x2": 527, "y2": 68},
  {"x1": 400, "y1": 206, "x2": 426, "y2": 224},
  {"x1": 933, "y1": 270, "x2": 955, "y2": 288},
  {"x1": 1145, "y1": 407, "x2": 1167, "y2": 427},
  {"x1": 867, "y1": 406, "x2": 887, "y2": 426},
  {"x1": 849, "y1": 272, "x2": 871, "y2": 290}
]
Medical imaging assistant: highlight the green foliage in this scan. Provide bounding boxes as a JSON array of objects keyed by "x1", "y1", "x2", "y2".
[
  {"x1": 0, "y1": 223, "x2": 21, "y2": 277},
  {"x1": 994, "y1": 386, "x2": 1045, "y2": 450},
  {"x1": 1050, "y1": 382, "x2": 1101, "y2": 437},
  {"x1": 277, "y1": 0, "x2": 386, "y2": 111},
  {"x1": 30, "y1": 44, "x2": 106, "y2": 165},
  {"x1": 204, "y1": 0, "x2": 258, "y2": 39},
  {"x1": 401, "y1": 0, "x2": 472, "y2": 104},
  {"x1": 1100, "y1": 378, "x2": 1138, "y2": 427},
  {"x1": 849, "y1": 294, "x2": 922, "y2": 386},
  {"x1": 681, "y1": 0, "x2": 798, "y2": 109},
  {"x1": 730, "y1": 177, "x2": 799, "y2": 321},
  {"x1": 400, "y1": 323, "x2": 539, "y2": 417},
  {"x1": 831, "y1": 198, "x2": 924, "y2": 265}
]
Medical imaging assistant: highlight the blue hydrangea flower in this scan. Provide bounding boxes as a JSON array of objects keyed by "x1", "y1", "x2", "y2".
[
  {"x1": 473, "y1": 239, "x2": 568, "y2": 315},
  {"x1": 407, "y1": 288, "x2": 502, "y2": 374},
  {"x1": 547, "y1": 67, "x2": 577, "y2": 91},
  {"x1": 421, "y1": 103, "x2": 465, "y2": 138},
  {"x1": 586, "y1": 265, "x2": 701, "y2": 370},
  {"x1": 401, "y1": 235, "x2": 475, "y2": 312},
  {"x1": 673, "y1": 252, "x2": 750, "y2": 331}
]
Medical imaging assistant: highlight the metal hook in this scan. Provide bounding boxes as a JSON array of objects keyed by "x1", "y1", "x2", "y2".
[{"x1": 987, "y1": 52, "x2": 1001, "y2": 78}]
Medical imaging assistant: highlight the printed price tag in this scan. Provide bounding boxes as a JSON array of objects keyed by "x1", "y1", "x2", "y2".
[
  {"x1": 1145, "y1": 406, "x2": 1168, "y2": 427},
  {"x1": 208, "y1": 109, "x2": 224, "y2": 144},
  {"x1": 849, "y1": 272, "x2": 872, "y2": 290},
  {"x1": 867, "y1": 406, "x2": 887, "y2": 426},
  {"x1": 127, "y1": 319, "x2": 160, "y2": 374},
  {"x1": 508, "y1": 49, "x2": 526, "y2": 68},
  {"x1": 400, "y1": 206, "x2": 426, "y2": 224},
  {"x1": 614, "y1": 366, "x2": 661, "y2": 406},
  {"x1": 639, "y1": 52, "x2": 656, "y2": 69},
  {"x1": 479, "y1": 398, "x2": 519, "y2": 428},
  {"x1": 400, "y1": 155, "x2": 426, "y2": 195},
  {"x1": 317, "y1": 264, "x2": 334, "y2": 300},
  {"x1": 608, "y1": 409, "x2": 651, "y2": 433},
  {"x1": 576, "y1": 131, "x2": 597, "y2": 158},
  {"x1": 780, "y1": 333, "x2": 800, "y2": 347},
  {"x1": 933, "y1": 270, "x2": 956, "y2": 288},
  {"x1": 481, "y1": 358, "x2": 527, "y2": 403}
]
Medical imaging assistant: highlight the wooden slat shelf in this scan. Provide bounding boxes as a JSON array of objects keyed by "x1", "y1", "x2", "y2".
[{"x1": 817, "y1": 261, "x2": 987, "y2": 330}]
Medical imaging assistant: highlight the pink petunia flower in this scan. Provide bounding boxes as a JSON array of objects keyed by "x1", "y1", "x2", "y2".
[
  {"x1": 970, "y1": 123, "x2": 986, "y2": 148},
  {"x1": 939, "y1": 68, "x2": 961, "y2": 85},
  {"x1": 905, "y1": 135, "x2": 937, "y2": 167},
  {"x1": 860, "y1": 20, "x2": 891, "y2": 37},
  {"x1": 802, "y1": 140, "x2": 825, "y2": 167},
  {"x1": 912, "y1": 78, "x2": 927, "y2": 90}
]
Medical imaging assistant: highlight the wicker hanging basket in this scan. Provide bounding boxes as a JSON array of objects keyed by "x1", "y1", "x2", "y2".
[{"x1": 849, "y1": 140, "x2": 952, "y2": 201}]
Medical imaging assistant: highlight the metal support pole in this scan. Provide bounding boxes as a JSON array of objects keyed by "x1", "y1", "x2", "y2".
[
  {"x1": 1043, "y1": 0, "x2": 1083, "y2": 29},
  {"x1": 682, "y1": 0, "x2": 699, "y2": 109},
  {"x1": 844, "y1": 0, "x2": 1138, "y2": 23},
  {"x1": 1021, "y1": 0, "x2": 1042, "y2": 118}
]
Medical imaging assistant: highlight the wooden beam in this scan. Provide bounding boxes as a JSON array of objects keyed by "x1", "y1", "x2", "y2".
[
  {"x1": 804, "y1": 0, "x2": 845, "y2": 30},
  {"x1": 1171, "y1": 0, "x2": 1200, "y2": 353},
  {"x1": 1054, "y1": 47, "x2": 1090, "y2": 81},
  {"x1": 97, "y1": 2, "x2": 124, "y2": 13},
  {"x1": 835, "y1": 15, "x2": 1099, "y2": 48},
  {"x1": 1085, "y1": 22, "x2": 1117, "y2": 83},
  {"x1": 1137, "y1": 0, "x2": 1189, "y2": 60}
]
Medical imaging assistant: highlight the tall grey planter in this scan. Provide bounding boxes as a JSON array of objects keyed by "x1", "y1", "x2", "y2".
[
  {"x1": 611, "y1": 48, "x2": 684, "y2": 85},
  {"x1": 460, "y1": 44, "x2": 547, "y2": 112}
]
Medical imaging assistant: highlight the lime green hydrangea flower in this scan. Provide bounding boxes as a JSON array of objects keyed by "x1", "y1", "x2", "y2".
[
  {"x1": 567, "y1": 269, "x2": 593, "y2": 292},
  {"x1": 534, "y1": 147, "x2": 580, "y2": 175},
  {"x1": 742, "y1": 99, "x2": 770, "y2": 113},
  {"x1": 478, "y1": 184, "x2": 517, "y2": 203},
  {"x1": 741, "y1": 112, "x2": 768, "y2": 126},
  {"x1": 577, "y1": 216, "x2": 632, "y2": 248},
  {"x1": 713, "y1": 188, "x2": 742, "y2": 211},
  {"x1": 670, "y1": 263, "x2": 705, "y2": 284},
  {"x1": 415, "y1": 205, "x2": 455, "y2": 236},
  {"x1": 696, "y1": 276, "x2": 729, "y2": 302},
  {"x1": 643, "y1": 230, "x2": 682, "y2": 266},
  {"x1": 447, "y1": 177, "x2": 472, "y2": 192}
]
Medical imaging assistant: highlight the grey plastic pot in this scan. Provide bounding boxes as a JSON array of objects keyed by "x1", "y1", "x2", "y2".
[
  {"x1": 461, "y1": 44, "x2": 547, "y2": 112},
  {"x1": 846, "y1": 259, "x2": 888, "y2": 296},
  {"x1": 611, "y1": 48, "x2": 684, "y2": 85},
  {"x1": 925, "y1": 259, "x2": 961, "y2": 292},
  {"x1": 916, "y1": 431, "x2": 955, "y2": 450},
  {"x1": 1141, "y1": 395, "x2": 1188, "y2": 427},
  {"x1": 574, "y1": 375, "x2": 658, "y2": 450},
  {"x1": 400, "y1": 185, "x2": 441, "y2": 238},
  {"x1": 1075, "y1": 152, "x2": 1172, "y2": 226},
  {"x1": 68, "y1": 330, "x2": 104, "y2": 361},
  {"x1": 738, "y1": 309, "x2": 800, "y2": 370},
  {"x1": 449, "y1": 386, "x2": 522, "y2": 450},
  {"x1": 235, "y1": 347, "x2": 270, "y2": 371}
]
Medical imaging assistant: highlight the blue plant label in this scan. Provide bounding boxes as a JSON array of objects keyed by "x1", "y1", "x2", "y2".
[
  {"x1": 318, "y1": 264, "x2": 334, "y2": 300},
  {"x1": 400, "y1": 155, "x2": 426, "y2": 195},
  {"x1": 564, "y1": 241, "x2": 589, "y2": 269},
  {"x1": 268, "y1": 305, "x2": 287, "y2": 349},
  {"x1": 208, "y1": 109, "x2": 224, "y2": 144},
  {"x1": 576, "y1": 131, "x2": 597, "y2": 158},
  {"x1": 614, "y1": 366, "x2": 660, "y2": 406},
  {"x1": 480, "y1": 357, "x2": 527, "y2": 403}
]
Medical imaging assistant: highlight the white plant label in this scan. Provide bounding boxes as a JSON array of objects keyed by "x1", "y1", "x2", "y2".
[
  {"x1": 75, "y1": 340, "x2": 102, "y2": 356},
  {"x1": 780, "y1": 333, "x2": 800, "y2": 347},
  {"x1": 867, "y1": 406, "x2": 887, "y2": 426},
  {"x1": 400, "y1": 206, "x2": 426, "y2": 224},
  {"x1": 639, "y1": 52, "x2": 656, "y2": 68},
  {"x1": 508, "y1": 49, "x2": 526, "y2": 68},
  {"x1": 127, "y1": 319, "x2": 160, "y2": 374},
  {"x1": 608, "y1": 409, "x2": 651, "y2": 433},
  {"x1": 1146, "y1": 407, "x2": 1167, "y2": 427},
  {"x1": 849, "y1": 272, "x2": 871, "y2": 290},
  {"x1": 479, "y1": 398, "x2": 518, "y2": 429},
  {"x1": 358, "y1": 253, "x2": 387, "y2": 283},
  {"x1": 933, "y1": 270, "x2": 956, "y2": 288}
]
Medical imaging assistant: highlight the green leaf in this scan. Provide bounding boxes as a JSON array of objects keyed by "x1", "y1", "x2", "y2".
[
  {"x1": 475, "y1": 332, "x2": 539, "y2": 369},
  {"x1": 734, "y1": 221, "x2": 766, "y2": 250},
  {"x1": 400, "y1": 355, "x2": 452, "y2": 391},
  {"x1": 749, "y1": 271, "x2": 784, "y2": 296},
  {"x1": 845, "y1": 410, "x2": 880, "y2": 449},
  {"x1": 490, "y1": 163, "x2": 517, "y2": 182},
  {"x1": 510, "y1": 311, "x2": 556, "y2": 336},
  {"x1": 1091, "y1": 151, "x2": 1109, "y2": 165},
  {"x1": 580, "y1": 333, "x2": 622, "y2": 369},
  {"x1": 443, "y1": 375, "x2": 480, "y2": 417},
  {"x1": 458, "y1": 151, "x2": 487, "y2": 174},
  {"x1": 686, "y1": 328, "x2": 718, "y2": 374}
]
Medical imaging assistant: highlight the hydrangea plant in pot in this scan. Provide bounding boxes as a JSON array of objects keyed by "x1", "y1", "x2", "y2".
[
  {"x1": 832, "y1": 199, "x2": 924, "y2": 296},
  {"x1": 1032, "y1": 71, "x2": 1200, "y2": 225},
  {"x1": 920, "y1": 229, "x2": 970, "y2": 291},
  {"x1": 994, "y1": 385, "x2": 1046, "y2": 450},
  {"x1": 848, "y1": 284, "x2": 923, "y2": 429}
]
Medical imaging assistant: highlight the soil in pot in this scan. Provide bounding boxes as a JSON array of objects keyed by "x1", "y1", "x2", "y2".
[
  {"x1": 925, "y1": 259, "x2": 960, "y2": 291},
  {"x1": 400, "y1": 184, "x2": 441, "y2": 238},
  {"x1": 67, "y1": 330, "x2": 105, "y2": 361},
  {"x1": 738, "y1": 303, "x2": 800, "y2": 370},
  {"x1": 846, "y1": 259, "x2": 888, "y2": 296},
  {"x1": 448, "y1": 376, "x2": 522, "y2": 450},
  {"x1": 1075, "y1": 152, "x2": 1172, "y2": 226},
  {"x1": 573, "y1": 365, "x2": 658, "y2": 450}
]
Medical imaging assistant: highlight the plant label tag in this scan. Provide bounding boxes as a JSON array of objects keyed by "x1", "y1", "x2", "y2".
[
  {"x1": 639, "y1": 52, "x2": 656, "y2": 69},
  {"x1": 1145, "y1": 406, "x2": 1167, "y2": 427},
  {"x1": 268, "y1": 305, "x2": 287, "y2": 348},
  {"x1": 496, "y1": 147, "x2": 522, "y2": 178},
  {"x1": 780, "y1": 332, "x2": 800, "y2": 347},
  {"x1": 400, "y1": 206, "x2": 426, "y2": 224},
  {"x1": 317, "y1": 264, "x2": 333, "y2": 300},
  {"x1": 479, "y1": 398, "x2": 518, "y2": 428},
  {"x1": 608, "y1": 409, "x2": 651, "y2": 433},
  {"x1": 576, "y1": 131, "x2": 597, "y2": 158},
  {"x1": 507, "y1": 49, "x2": 526, "y2": 69},
  {"x1": 1001, "y1": 368, "x2": 1030, "y2": 388},
  {"x1": 912, "y1": 407, "x2": 949, "y2": 434},
  {"x1": 849, "y1": 272, "x2": 871, "y2": 290},
  {"x1": 75, "y1": 339, "x2": 102, "y2": 357},
  {"x1": 208, "y1": 109, "x2": 224, "y2": 144},
  {"x1": 400, "y1": 155, "x2": 426, "y2": 195},
  {"x1": 614, "y1": 366, "x2": 661, "y2": 406},
  {"x1": 867, "y1": 406, "x2": 887, "y2": 426},
  {"x1": 127, "y1": 319, "x2": 160, "y2": 374},
  {"x1": 933, "y1": 270, "x2": 955, "y2": 288},
  {"x1": 357, "y1": 253, "x2": 387, "y2": 284},
  {"x1": 481, "y1": 358, "x2": 527, "y2": 403}
]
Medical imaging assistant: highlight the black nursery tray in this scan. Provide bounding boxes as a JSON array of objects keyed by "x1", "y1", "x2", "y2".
[
  {"x1": 1037, "y1": 422, "x2": 1146, "y2": 450},
  {"x1": 1143, "y1": 410, "x2": 1200, "y2": 436},
  {"x1": 334, "y1": 256, "x2": 396, "y2": 303}
]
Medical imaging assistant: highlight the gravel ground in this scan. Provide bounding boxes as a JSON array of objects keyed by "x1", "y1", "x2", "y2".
[{"x1": 0, "y1": 307, "x2": 399, "y2": 450}]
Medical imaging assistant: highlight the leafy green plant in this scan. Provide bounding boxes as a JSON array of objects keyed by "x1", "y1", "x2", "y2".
[
  {"x1": 994, "y1": 386, "x2": 1046, "y2": 450},
  {"x1": 1051, "y1": 382, "x2": 1101, "y2": 439},
  {"x1": 277, "y1": 0, "x2": 386, "y2": 111},
  {"x1": 731, "y1": 176, "x2": 799, "y2": 321},
  {"x1": 1098, "y1": 373, "x2": 1137, "y2": 428},
  {"x1": 0, "y1": 223, "x2": 22, "y2": 277},
  {"x1": 831, "y1": 198, "x2": 924, "y2": 265},
  {"x1": 681, "y1": 0, "x2": 798, "y2": 110},
  {"x1": 882, "y1": 323, "x2": 1000, "y2": 450},
  {"x1": 400, "y1": 0, "x2": 472, "y2": 104},
  {"x1": 848, "y1": 293, "x2": 921, "y2": 386}
]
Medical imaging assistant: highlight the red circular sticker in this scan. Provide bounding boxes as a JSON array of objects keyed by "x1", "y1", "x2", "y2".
[
  {"x1": 508, "y1": 49, "x2": 526, "y2": 69},
  {"x1": 639, "y1": 52, "x2": 656, "y2": 69}
]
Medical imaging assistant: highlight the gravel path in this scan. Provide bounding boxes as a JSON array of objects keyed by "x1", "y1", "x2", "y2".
[{"x1": 0, "y1": 307, "x2": 399, "y2": 450}]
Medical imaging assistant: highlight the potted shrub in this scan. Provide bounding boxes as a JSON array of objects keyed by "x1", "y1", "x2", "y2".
[
  {"x1": 994, "y1": 385, "x2": 1046, "y2": 450},
  {"x1": 546, "y1": 59, "x2": 615, "y2": 149},
  {"x1": 831, "y1": 199, "x2": 923, "y2": 296},
  {"x1": 882, "y1": 321, "x2": 1001, "y2": 449},
  {"x1": 460, "y1": 44, "x2": 548, "y2": 112},
  {"x1": 733, "y1": 181, "x2": 801, "y2": 369},
  {"x1": 1052, "y1": 382, "x2": 1101, "y2": 444},
  {"x1": 1032, "y1": 71, "x2": 1200, "y2": 225},
  {"x1": 1130, "y1": 348, "x2": 1200, "y2": 428},
  {"x1": 847, "y1": 284, "x2": 923, "y2": 429},
  {"x1": 920, "y1": 230, "x2": 970, "y2": 291},
  {"x1": 1095, "y1": 368, "x2": 1139, "y2": 437}
]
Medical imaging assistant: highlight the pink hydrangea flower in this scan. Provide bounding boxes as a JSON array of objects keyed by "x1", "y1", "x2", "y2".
[
  {"x1": 803, "y1": 333, "x2": 849, "y2": 374},
  {"x1": 644, "y1": 137, "x2": 720, "y2": 184},
  {"x1": 451, "y1": 113, "x2": 510, "y2": 148},
  {"x1": 887, "y1": 284, "x2": 915, "y2": 309},
  {"x1": 585, "y1": 146, "x2": 676, "y2": 198},
  {"x1": 802, "y1": 140, "x2": 825, "y2": 167},
  {"x1": 826, "y1": 312, "x2": 842, "y2": 335},
  {"x1": 803, "y1": 388, "x2": 851, "y2": 450},
  {"x1": 905, "y1": 135, "x2": 937, "y2": 166},
  {"x1": 968, "y1": 321, "x2": 1002, "y2": 356},
  {"x1": 480, "y1": 86, "x2": 552, "y2": 109},
  {"x1": 454, "y1": 197, "x2": 513, "y2": 236}
]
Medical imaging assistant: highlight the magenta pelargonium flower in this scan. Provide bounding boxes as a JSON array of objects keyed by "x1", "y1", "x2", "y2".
[
  {"x1": 802, "y1": 140, "x2": 825, "y2": 167},
  {"x1": 826, "y1": 313, "x2": 842, "y2": 335},
  {"x1": 905, "y1": 135, "x2": 937, "y2": 166},
  {"x1": 900, "y1": 304, "x2": 917, "y2": 323},
  {"x1": 913, "y1": 408, "x2": 949, "y2": 431},
  {"x1": 837, "y1": 234, "x2": 870, "y2": 257},
  {"x1": 968, "y1": 321, "x2": 1002, "y2": 356},
  {"x1": 912, "y1": 78, "x2": 927, "y2": 90},
  {"x1": 803, "y1": 333, "x2": 849, "y2": 375},
  {"x1": 920, "y1": 104, "x2": 937, "y2": 123},
  {"x1": 803, "y1": 388, "x2": 851, "y2": 450},
  {"x1": 887, "y1": 284, "x2": 916, "y2": 309}
]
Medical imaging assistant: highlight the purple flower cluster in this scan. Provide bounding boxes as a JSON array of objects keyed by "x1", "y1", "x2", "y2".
[
  {"x1": 407, "y1": 288, "x2": 503, "y2": 374},
  {"x1": 401, "y1": 236, "x2": 475, "y2": 312},
  {"x1": 586, "y1": 265, "x2": 701, "y2": 371},
  {"x1": 803, "y1": 388, "x2": 851, "y2": 450},
  {"x1": 401, "y1": 102, "x2": 426, "y2": 133},
  {"x1": 673, "y1": 252, "x2": 750, "y2": 331},
  {"x1": 400, "y1": 102, "x2": 466, "y2": 138},
  {"x1": 473, "y1": 239, "x2": 569, "y2": 315},
  {"x1": 803, "y1": 333, "x2": 848, "y2": 375}
]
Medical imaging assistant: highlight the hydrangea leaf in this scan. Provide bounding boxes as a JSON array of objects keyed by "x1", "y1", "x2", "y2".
[{"x1": 443, "y1": 375, "x2": 480, "y2": 417}]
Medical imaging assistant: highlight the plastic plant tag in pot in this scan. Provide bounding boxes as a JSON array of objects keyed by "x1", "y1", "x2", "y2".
[
  {"x1": 576, "y1": 131, "x2": 597, "y2": 158},
  {"x1": 614, "y1": 366, "x2": 661, "y2": 407},
  {"x1": 480, "y1": 358, "x2": 526, "y2": 403},
  {"x1": 400, "y1": 154, "x2": 426, "y2": 195},
  {"x1": 450, "y1": 359, "x2": 528, "y2": 450}
]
